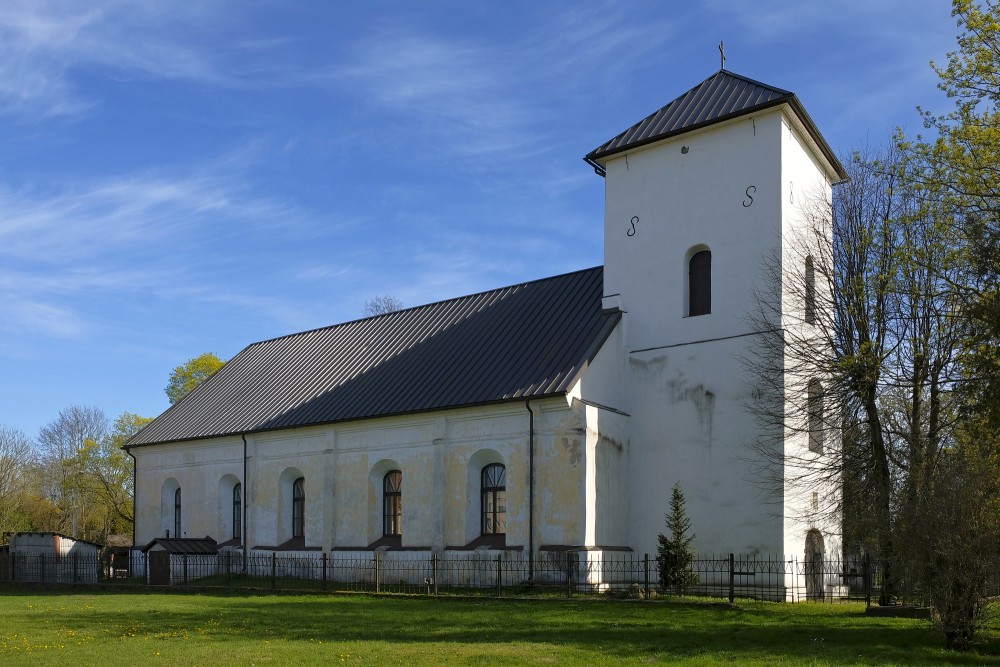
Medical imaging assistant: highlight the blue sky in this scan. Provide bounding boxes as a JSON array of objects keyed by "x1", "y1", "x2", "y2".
[{"x1": 1, "y1": 1, "x2": 957, "y2": 439}]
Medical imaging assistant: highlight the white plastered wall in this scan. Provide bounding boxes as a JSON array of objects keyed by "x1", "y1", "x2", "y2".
[
  {"x1": 133, "y1": 398, "x2": 602, "y2": 553},
  {"x1": 598, "y1": 106, "x2": 841, "y2": 559},
  {"x1": 778, "y1": 113, "x2": 842, "y2": 562}
]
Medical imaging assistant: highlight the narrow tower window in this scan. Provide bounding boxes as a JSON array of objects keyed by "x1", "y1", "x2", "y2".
[
  {"x1": 688, "y1": 250, "x2": 712, "y2": 316},
  {"x1": 805, "y1": 255, "x2": 816, "y2": 324},
  {"x1": 808, "y1": 380, "x2": 825, "y2": 454}
]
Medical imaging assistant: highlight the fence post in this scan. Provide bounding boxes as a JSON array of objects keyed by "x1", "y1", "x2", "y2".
[
  {"x1": 322, "y1": 552, "x2": 328, "y2": 591},
  {"x1": 728, "y1": 554, "x2": 735, "y2": 603},
  {"x1": 40, "y1": 554, "x2": 45, "y2": 583},
  {"x1": 182, "y1": 554, "x2": 188, "y2": 585},
  {"x1": 73, "y1": 553, "x2": 79, "y2": 583},
  {"x1": 863, "y1": 553, "x2": 871, "y2": 608},
  {"x1": 496, "y1": 555, "x2": 502, "y2": 598},
  {"x1": 644, "y1": 554, "x2": 650, "y2": 600},
  {"x1": 432, "y1": 554, "x2": 439, "y2": 595},
  {"x1": 375, "y1": 552, "x2": 381, "y2": 593},
  {"x1": 271, "y1": 552, "x2": 276, "y2": 589},
  {"x1": 566, "y1": 553, "x2": 573, "y2": 598},
  {"x1": 225, "y1": 551, "x2": 231, "y2": 588}
]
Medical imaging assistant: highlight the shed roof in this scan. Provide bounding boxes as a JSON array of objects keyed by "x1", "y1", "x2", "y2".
[
  {"x1": 10, "y1": 532, "x2": 103, "y2": 550},
  {"x1": 141, "y1": 537, "x2": 219, "y2": 554},
  {"x1": 127, "y1": 266, "x2": 617, "y2": 448},
  {"x1": 585, "y1": 70, "x2": 846, "y2": 180}
]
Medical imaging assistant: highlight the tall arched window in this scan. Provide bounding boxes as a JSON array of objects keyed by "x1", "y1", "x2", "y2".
[
  {"x1": 233, "y1": 483, "x2": 242, "y2": 541},
  {"x1": 808, "y1": 380, "x2": 825, "y2": 454},
  {"x1": 481, "y1": 463, "x2": 506, "y2": 535},
  {"x1": 688, "y1": 249, "x2": 711, "y2": 316},
  {"x1": 805, "y1": 255, "x2": 816, "y2": 324},
  {"x1": 383, "y1": 470, "x2": 402, "y2": 536},
  {"x1": 174, "y1": 488, "x2": 182, "y2": 538},
  {"x1": 292, "y1": 477, "x2": 305, "y2": 539}
]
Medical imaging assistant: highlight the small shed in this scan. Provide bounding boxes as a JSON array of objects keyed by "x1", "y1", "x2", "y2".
[
  {"x1": 142, "y1": 536, "x2": 218, "y2": 585},
  {"x1": 8, "y1": 532, "x2": 101, "y2": 583}
]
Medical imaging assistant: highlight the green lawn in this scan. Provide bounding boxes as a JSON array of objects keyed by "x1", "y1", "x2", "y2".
[{"x1": 0, "y1": 590, "x2": 997, "y2": 666}]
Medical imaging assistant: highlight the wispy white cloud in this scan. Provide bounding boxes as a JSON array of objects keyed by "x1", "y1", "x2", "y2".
[
  {"x1": 0, "y1": 148, "x2": 343, "y2": 340},
  {"x1": 2, "y1": 301, "x2": 86, "y2": 339},
  {"x1": 0, "y1": 0, "x2": 268, "y2": 118},
  {"x1": 0, "y1": 170, "x2": 293, "y2": 264},
  {"x1": 334, "y1": 4, "x2": 677, "y2": 166}
]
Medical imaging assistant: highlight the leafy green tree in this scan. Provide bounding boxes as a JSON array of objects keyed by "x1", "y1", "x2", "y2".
[
  {"x1": 902, "y1": 416, "x2": 1000, "y2": 651},
  {"x1": 903, "y1": 0, "x2": 1000, "y2": 427},
  {"x1": 165, "y1": 352, "x2": 226, "y2": 404},
  {"x1": 657, "y1": 483, "x2": 699, "y2": 595},
  {"x1": 895, "y1": 0, "x2": 1000, "y2": 649},
  {"x1": 73, "y1": 412, "x2": 152, "y2": 540},
  {"x1": 0, "y1": 426, "x2": 36, "y2": 539}
]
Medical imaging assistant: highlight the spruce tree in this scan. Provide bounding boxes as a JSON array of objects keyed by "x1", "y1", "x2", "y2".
[{"x1": 657, "y1": 483, "x2": 699, "y2": 594}]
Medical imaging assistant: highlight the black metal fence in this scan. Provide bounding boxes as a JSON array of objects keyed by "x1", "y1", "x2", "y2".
[{"x1": 0, "y1": 549, "x2": 936, "y2": 604}]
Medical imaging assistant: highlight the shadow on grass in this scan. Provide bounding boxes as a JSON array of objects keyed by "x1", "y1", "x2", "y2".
[{"x1": 7, "y1": 590, "x2": 997, "y2": 665}]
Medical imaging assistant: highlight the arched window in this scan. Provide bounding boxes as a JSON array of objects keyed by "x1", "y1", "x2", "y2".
[
  {"x1": 688, "y1": 250, "x2": 711, "y2": 316},
  {"x1": 808, "y1": 380, "x2": 825, "y2": 454},
  {"x1": 805, "y1": 255, "x2": 816, "y2": 324},
  {"x1": 481, "y1": 463, "x2": 506, "y2": 535},
  {"x1": 292, "y1": 477, "x2": 305, "y2": 539},
  {"x1": 383, "y1": 470, "x2": 402, "y2": 536},
  {"x1": 174, "y1": 488, "x2": 182, "y2": 538},
  {"x1": 233, "y1": 483, "x2": 242, "y2": 541}
]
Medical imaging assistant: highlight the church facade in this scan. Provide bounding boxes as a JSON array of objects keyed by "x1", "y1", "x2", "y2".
[{"x1": 126, "y1": 70, "x2": 846, "y2": 571}]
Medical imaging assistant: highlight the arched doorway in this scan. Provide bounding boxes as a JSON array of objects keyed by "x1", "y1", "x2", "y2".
[{"x1": 804, "y1": 529, "x2": 825, "y2": 601}]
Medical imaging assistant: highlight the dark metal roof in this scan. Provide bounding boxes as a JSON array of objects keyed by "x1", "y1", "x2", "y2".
[
  {"x1": 127, "y1": 267, "x2": 618, "y2": 448},
  {"x1": 585, "y1": 70, "x2": 846, "y2": 180},
  {"x1": 141, "y1": 537, "x2": 219, "y2": 554}
]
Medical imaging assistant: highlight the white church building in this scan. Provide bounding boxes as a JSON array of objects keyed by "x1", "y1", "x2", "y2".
[{"x1": 126, "y1": 70, "x2": 846, "y2": 574}]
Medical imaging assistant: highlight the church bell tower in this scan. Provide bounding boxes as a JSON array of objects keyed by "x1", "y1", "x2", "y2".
[{"x1": 584, "y1": 70, "x2": 847, "y2": 559}]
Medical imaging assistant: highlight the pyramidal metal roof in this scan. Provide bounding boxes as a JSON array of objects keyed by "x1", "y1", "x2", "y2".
[
  {"x1": 585, "y1": 70, "x2": 845, "y2": 180},
  {"x1": 126, "y1": 267, "x2": 618, "y2": 448}
]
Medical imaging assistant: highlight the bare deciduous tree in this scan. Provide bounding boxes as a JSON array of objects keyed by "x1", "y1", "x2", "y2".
[
  {"x1": 743, "y1": 143, "x2": 962, "y2": 603},
  {"x1": 37, "y1": 405, "x2": 109, "y2": 538},
  {"x1": 363, "y1": 294, "x2": 404, "y2": 317}
]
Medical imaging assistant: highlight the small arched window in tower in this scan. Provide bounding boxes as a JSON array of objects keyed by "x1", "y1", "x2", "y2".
[
  {"x1": 174, "y1": 488, "x2": 182, "y2": 538},
  {"x1": 233, "y1": 483, "x2": 242, "y2": 541},
  {"x1": 481, "y1": 463, "x2": 507, "y2": 536},
  {"x1": 292, "y1": 477, "x2": 305, "y2": 539},
  {"x1": 808, "y1": 379, "x2": 825, "y2": 454},
  {"x1": 805, "y1": 255, "x2": 816, "y2": 324},
  {"x1": 383, "y1": 470, "x2": 402, "y2": 536},
  {"x1": 688, "y1": 249, "x2": 712, "y2": 316}
]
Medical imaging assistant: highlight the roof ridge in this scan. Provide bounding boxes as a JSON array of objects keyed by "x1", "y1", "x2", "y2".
[
  {"x1": 713, "y1": 69, "x2": 793, "y2": 97},
  {"x1": 246, "y1": 265, "x2": 604, "y2": 348},
  {"x1": 584, "y1": 69, "x2": 796, "y2": 166}
]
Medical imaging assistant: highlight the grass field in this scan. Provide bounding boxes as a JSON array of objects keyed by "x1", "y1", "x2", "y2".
[{"x1": 0, "y1": 590, "x2": 997, "y2": 666}]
